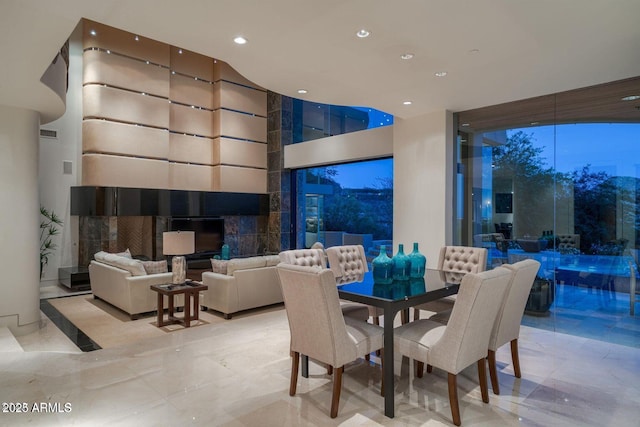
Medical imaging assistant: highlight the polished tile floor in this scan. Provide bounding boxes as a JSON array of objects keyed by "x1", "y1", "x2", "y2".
[{"x1": 2, "y1": 289, "x2": 639, "y2": 427}]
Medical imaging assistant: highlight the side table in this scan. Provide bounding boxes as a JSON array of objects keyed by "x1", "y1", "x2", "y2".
[{"x1": 150, "y1": 281, "x2": 208, "y2": 328}]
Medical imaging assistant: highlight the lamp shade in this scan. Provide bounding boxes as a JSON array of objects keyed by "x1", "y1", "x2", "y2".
[{"x1": 163, "y1": 231, "x2": 195, "y2": 256}]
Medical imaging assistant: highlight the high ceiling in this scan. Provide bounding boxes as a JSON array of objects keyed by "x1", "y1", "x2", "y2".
[{"x1": 1, "y1": 0, "x2": 639, "y2": 123}]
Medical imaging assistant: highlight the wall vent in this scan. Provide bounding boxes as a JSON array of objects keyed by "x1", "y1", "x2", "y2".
[{"x1": 40, "y1": 129, "x2": 58, "y2": 139}]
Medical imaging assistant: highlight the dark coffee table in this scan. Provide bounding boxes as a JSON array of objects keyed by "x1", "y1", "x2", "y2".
[{"x1": 150, "y1": 281, "x2": 208, "y2": 328}]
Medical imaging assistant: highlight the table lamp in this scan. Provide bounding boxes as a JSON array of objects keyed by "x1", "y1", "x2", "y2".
[{"x1": 163, "y1": 231, "x2": 195, "y2": 284}]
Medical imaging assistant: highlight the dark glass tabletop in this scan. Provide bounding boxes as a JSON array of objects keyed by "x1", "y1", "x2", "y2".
[{"x1": 337, "y1": 269, "x2": 463, "y2": 303}]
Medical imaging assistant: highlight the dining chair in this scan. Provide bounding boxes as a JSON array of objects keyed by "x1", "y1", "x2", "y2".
[
  {"x1": 413, "y1": 246, "x2": 488, "y2": 320},
  {"x1": 276, "y1": 263, "x2": 384, "y2": 418},
  {"x1": 279, "y1": 248, "x2": 369, "y2": 321},
  {"x1": 394, "y1": 267, "x2": 512, "y2": 426},
  {"x1": 487, "y1": 259, "x2": 540, "y2": 395},
  {"x1": 325, "y1": 245, "x2": 384, "y2": 325}
]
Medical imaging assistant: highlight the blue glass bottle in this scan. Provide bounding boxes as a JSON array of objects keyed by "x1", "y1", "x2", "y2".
[
  {"x1": 372, "y1": 245, "x2": 394, "y2": 285},
  {"x1": 221, "y1": 243, "x2": 230, "y2": 260},
  {"x1": 392, "y1": 243, "x2": 411, "y2": 281},
  {"x1": 408, "y1": 242, "x2": 427, "y2": 278}
]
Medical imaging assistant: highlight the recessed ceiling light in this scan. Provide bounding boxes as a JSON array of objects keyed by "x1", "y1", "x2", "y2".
[
  {"x1": 530, "y1": 121, "x2": 539, "y2": 125},
  {"x1": 297, "y1": 89, "x2": 308, "y2": 94},
  {"x1": 469, "y1": 48, "x2": 480, "y2": 54},
  {"x1": 461, "y1": 123, "x2": 470, "y2": 127},
  {"x1": 178, "y1": 49, "x2": 183, "y2": 54},
  {"x1": 89, "y1": 29, "x2": 97, "y2": 36},
  {"x1": 621, "y1": 95, "x2": 640, "y2": 101},
  {"x1": 434, "y1": 71, "x2": 447, "y2": 77},
  {"x1": 400, "y1": 53, "x2": 414, "y2": 60},
  {"x1": 134, "y1": 35, "x2": 139, "y2": 41},
  {"x1": 403, "y1": 101, "x2": 412, "y2": 105},
  {"x1": 356, "y1": 29, "x2": 370, "y2": 38},
  {"x1": 234, "y1": 36, "x2": 248, "y2": 45}
]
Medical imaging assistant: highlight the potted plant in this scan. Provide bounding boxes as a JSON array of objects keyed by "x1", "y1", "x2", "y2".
[{"x1": 40, "y1": 206, "x2": 63, "y2": 278}]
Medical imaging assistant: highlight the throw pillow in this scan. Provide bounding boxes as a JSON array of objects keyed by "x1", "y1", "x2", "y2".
[
  {"x1": 115, "y1": 248, "x2": 132, "y2": 258},
  {"x1": 211, "y1": 259, "x2": 229, "y2": 275},
  {"x1": 142, "y1": 260, "x2": 168, "y2": 275}
]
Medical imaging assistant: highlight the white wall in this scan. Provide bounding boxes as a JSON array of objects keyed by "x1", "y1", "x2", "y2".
[
  {"x1": 284, "y1": 125, "x2": 393, "y2": 169},
  {"x1": 38, "y1": 23, "x2": 83, "y2": 285},
  {"x1": 0, "y1": 105, "x2": 41, "y2": 335},
  {"x1": 393, "y1": 111, "x2": 454, "y2": 268}
]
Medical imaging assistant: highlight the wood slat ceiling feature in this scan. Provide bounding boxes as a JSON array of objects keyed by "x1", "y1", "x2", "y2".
[{"x1": 457, "y1": 76, "x2": 640, "y2": 133}]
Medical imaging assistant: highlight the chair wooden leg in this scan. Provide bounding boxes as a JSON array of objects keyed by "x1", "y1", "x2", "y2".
[
  {"x1": 290, "y1": 351, "x2": 299, "y2": 396},
  {"x1": 327, "y1": 364, "x2": 333, "y2": 375},
  {"x1": 477, "y1": 358, "x2": 489, "y2": 403},
  {"x1": 427, "y1": 364, "x2": 433, "y2": 373},
  {"x1": 448, "y1": 373, "x2": 461, "y2": 426},
  {"x1": 416, "y1": 361, "x2": 424, "y2": 378},
  {"x1": 511, "y1": 339, "x2": 521, "y2": 378},
  {"x1": 488, "y1": 349, "x2": 500, "y2": 395},
  {"x1": 330, "y1": 366, "x2": 344, "y2": 418},
  {"x1": 365, "y1": 354, "x2": 370, "y2": 362},
  {"x1": 414, "y1": 308, "x2": 420, "y2": 321}
]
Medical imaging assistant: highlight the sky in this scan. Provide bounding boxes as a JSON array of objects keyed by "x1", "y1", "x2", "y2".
[
  {"x1": 510, "y1": 123, "x2": 639, "y2": 177},
  {"x1": 330, "y1": 158, "x2": 393, "y2": 189}
]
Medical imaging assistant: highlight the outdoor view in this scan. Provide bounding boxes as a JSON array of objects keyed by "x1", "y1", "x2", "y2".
[{"x1": 459, "y1": 122, "x2": 639, "y2": 347}]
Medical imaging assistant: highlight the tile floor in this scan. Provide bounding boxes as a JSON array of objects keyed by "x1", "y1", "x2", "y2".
[{"x1": 1, "y1": 285, "x2": 639, "y2": 427}]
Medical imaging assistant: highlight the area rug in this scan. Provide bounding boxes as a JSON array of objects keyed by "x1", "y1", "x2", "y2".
[{"x1": 48, "y1": 294, "x2": 226, "y2": 349}]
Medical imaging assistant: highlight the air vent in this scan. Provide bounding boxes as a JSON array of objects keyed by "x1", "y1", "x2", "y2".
[{"x1": 40, "y1": 129, "x2": 58, "y2": 139}]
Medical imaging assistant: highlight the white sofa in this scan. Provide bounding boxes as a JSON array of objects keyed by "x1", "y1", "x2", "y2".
[
  {"x1": 89, "y1": 251, "x2": 176, "y2": 319},
  {"x1": 201, "y1": 255, "x2": 282, "y2": 319}
]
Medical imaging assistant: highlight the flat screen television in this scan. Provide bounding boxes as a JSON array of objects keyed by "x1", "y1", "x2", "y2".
[{"x1": 169, "y1": 217, "x2": 224, "y2": 259}]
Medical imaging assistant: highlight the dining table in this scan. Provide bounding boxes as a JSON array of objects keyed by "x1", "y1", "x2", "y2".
[{"x1": 300, "y1": 268, "x2": 462, "y2": 418}]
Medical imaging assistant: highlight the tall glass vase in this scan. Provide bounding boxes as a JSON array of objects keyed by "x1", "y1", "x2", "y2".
[
  {"x1": 392, "y1": 243, "x2": 411, "y2": 281},
  {"x1": 372, "y1": 245, "x2": 394, "y2": 285},
  {"x1": 408, "y1": 242, "x2": 427, "y2": 278}
]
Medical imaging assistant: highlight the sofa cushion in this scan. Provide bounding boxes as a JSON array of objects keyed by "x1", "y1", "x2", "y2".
[
  {"x1": 94, "y1": 251, "x2": 147, "y2": 276},
  {"x1": 227, "y1": 256, "x2": 267, "y2": 276},
  {"x1": 115, "y1": 248, "x2": 132, "y2": 258},
  {"x1": 142, "y1": 260, "x2": 168, "y2": 274},
  {"x1": 211, "y1": 259, "x2": 229, "y2": 275}
]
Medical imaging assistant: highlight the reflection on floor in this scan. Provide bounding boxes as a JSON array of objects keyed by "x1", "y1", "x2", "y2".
[
  {"x1": 1, "y1": 285, "x2": 639, "y2": 426},
  {"x1": 522, "y1": 283, "x2": 640, "y2": 348}
]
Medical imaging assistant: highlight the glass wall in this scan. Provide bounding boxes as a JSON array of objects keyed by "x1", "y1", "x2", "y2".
[
  {"x1": 295, "y1": 159, "x2": 393, "y2": 259},
  {"x1": 292, "y1": 99, "x2": 393, "y2": 143},
  {"x1": 455, "y1": 82, "x2": 640, "y2": 347}
]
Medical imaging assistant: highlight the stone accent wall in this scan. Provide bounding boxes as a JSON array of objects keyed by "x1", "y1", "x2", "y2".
[{"x1": 267, "y1": 92, "x2": 292, "y2": 252}]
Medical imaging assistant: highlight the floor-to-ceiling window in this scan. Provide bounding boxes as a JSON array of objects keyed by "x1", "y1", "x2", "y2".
[
  {"x1": 455, "y1": 77, "x2": 640, "y2": 348},
  {"x1": 289, "y1": 99, "x2": 394, "y2": 257}
]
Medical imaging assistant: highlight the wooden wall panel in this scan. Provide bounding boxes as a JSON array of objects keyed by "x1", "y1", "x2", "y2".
[
  {"x1": 84, "y1": 85, "x2": 170, "y2": 128},
  {"x1": 170, "y1": 47, "x2": 213, "y2": 81},
  {"x1": 169, "y1": 163, "x2": 213, "y2": 191},
  {"x1": 213, "y1": 62, "x2": 264, "y2": 90},
  {"x1": 170, "y1": 103, "x2": 213, "y2": 137},
  {"x1": 213, "y1": 138, "x2": 266, "y2": 168},
  {"x1": 83, "y1": 120, "x2": 169, "y2": 159},
  {"x1": 214, "y1": 109, "x2": 267, "y2": 142},
  {"x1": 170, "y1": 74, "x2": 213, "y2": 109},
  {"x1": 83, "y1": 20, "x2": 169, "y2": 66},
  {"x1": 82, "y1": 154, "x2": 169, "y2": 189},
  {"x1": 213, "y1": 165, "x2": 267, "y2": 194},
  {"x1": 214, "y1": 81, "x2": 267, "y2": 116},
  {"x1": 169, "y1": 133, "x2": 214, "y2": 165},
  {"x1": 83, "y1": 50, "x2": 169, "y2": 97}
]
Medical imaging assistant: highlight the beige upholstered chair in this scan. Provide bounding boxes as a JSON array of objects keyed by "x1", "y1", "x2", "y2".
[
  {"x1": 394, "y1": 267, "x2": 512, "y2": 426},
  {"x1": 326, "y1": 245, "x2": 384, "y2": 325},
  {"x1": 488, "y1": 259, "x2": 540, "y2": 394},
  {"x1": 279, "y1": 248, "x2": 369, "y2": 321},
  {"x1": 276, "y1": 263, "x2": 384, "y2": 418},
  {"x1": 556, "y1": 234, "x2": 580, "y2": 251},
  {"x1": 413, "y1": 246, "x2": 488, "y2": 320}
]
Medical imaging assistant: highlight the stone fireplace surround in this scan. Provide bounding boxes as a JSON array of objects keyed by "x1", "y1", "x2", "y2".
[{"x1": 73, "y1": 186, "x2": 271, "y2": 268}]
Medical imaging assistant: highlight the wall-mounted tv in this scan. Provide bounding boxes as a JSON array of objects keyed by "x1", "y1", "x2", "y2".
[
  {"x1": 169, "y1": 217, "x2": 224, "y2": 259},
  {"x1": 495, "y1": 193, "x2": 513, "y2": 214}
]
